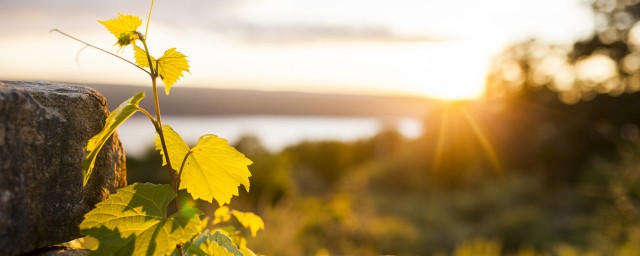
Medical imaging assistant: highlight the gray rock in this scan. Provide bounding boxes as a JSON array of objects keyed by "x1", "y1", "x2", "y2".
[
  {"x1": 0, "y1": 81, "x2": 127, "y2": 256},
  {"x1": 23, "y1": 246, "x2": 89, "y2": 256}
]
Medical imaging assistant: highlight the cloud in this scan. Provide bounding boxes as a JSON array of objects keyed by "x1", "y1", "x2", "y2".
[
  {"x1": 0, "y1": 1, "x2": 140, "y2": 35},
  {"x1": 0, "y1": 0, "x2": 444, "y2": 44},
  {"x1": 209, "y1": 20, "x2": 446, "y2": 44}
]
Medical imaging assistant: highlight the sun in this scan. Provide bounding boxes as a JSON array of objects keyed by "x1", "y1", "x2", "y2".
[
  {"x1": 418, "y1": 81, "x2": 486, "y2": 100},
  {"x1": 406, "y1": 65, "x2": 488, "y2": 100},
  {"x1": 397, "y1": 41, "x2": 494, "y2": 100}
]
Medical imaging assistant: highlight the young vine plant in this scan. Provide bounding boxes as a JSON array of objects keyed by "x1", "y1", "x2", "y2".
[{"x1": 54, "y1": 1, "x2": 263, "y2": 255}]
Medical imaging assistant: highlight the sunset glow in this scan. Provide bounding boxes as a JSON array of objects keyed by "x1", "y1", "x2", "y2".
[
  {"x1": 0, "y1": 0, "x2": 594, "y2": 100},
  {"x1": 2, "y1": 1, "x2": 635, "y2": 254}
]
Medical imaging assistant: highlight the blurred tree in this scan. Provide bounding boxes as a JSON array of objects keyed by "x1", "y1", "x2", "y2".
[
  {"x1": 483, "y1": 0, "x2": 640, "y2": 184},
  {"x1": 234, "y1": 135, "x2": 293, "y2": 206},
  {"x1": 488, "y1": 0, "x2": 640, "y2": 103},
  {"x1": 127, "y1": 147, "x2": 170, "y2": 184}
]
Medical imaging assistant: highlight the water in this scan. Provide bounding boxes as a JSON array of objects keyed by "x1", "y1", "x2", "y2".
[{"x1": 117, "y1": 115, "x2": 423, "y2": 157}]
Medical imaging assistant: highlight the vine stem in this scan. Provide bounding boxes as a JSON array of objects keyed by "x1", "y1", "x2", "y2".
[
  {"x1": 140, "y1": 37, "x2": 184, "y2": 256},
  {"x1": 145, "y1": 0, "x2": 155, "y2": 38},
  {"x1": 151, "y1": 77, "x2": 178, "y2": 193},
  {"x1": 139, "y1": 39, "x2": 176, "y2": 192},
  {"x1": 50, "y1": 29, "x2": 151, "y2": 76},
  {"x1": 138, "y1": 107, "x2": 156, "y2": 127}
]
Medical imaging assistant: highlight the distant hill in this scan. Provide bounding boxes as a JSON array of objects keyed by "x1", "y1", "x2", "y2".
[{"x1": 86, "y1": 83, "x2": 434, "y2": 118}]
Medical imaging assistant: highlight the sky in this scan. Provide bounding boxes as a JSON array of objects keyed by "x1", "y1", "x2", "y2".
[{"x1": 0, "y1": 0, "x2": 595, "y2": 99}]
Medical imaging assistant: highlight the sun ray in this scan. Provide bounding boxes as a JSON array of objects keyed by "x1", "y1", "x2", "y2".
[
  {"x1": 429, "y1": 100, "x2": 504, "y2": 178},
  {"x1": 461, "y1": 107, "x2": 503, "y2": 177},
  {"x1": 433, "y1": 107, "x2": 449, "y2": 173}
]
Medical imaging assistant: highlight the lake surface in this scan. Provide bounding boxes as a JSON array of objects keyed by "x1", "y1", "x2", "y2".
[{"x1": 117, "y1": 116, "x2": 423, "y2": 157}]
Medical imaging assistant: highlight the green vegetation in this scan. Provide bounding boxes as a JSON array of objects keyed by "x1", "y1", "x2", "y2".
[
  {"x1": 126, "y1": 116, "x2": 640, "y2": 255},
  {"x1": 120, "y1": 58, "x2": 640, "y2": 256}
]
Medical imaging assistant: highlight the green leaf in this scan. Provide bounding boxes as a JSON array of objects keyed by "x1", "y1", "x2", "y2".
[
  {"x1": 98, "y1": 13, "x2": 142, "y2": 48},
  {"x1": 155, "y1": 125, "x2": 253, "y2": 205},
  {"x1": 182, "y1": 230, "x2": 244, "y2": 256},
  {"x1": 133, "y1": 46, "x2": 190, "y2": 95},
  {"x1": 182, "y1": 230, "x2": 210, "y2": 256},
  {"x1": 80, "y1": 183, "x2": 204, "y2": 256},
  {"x1": 82, "y1": 92, "x2": 144, "y2": 186},
  {"x1": 231, "y1": 211, "x2": 264, "y2": 237},
  {"x1": 205, "y1": 231, "x2": 244, "y2": 256}
]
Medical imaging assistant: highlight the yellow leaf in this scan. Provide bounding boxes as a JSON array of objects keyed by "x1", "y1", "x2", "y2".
[
  {"x1": 155, "y1": 125, "x2": 252, "y2": 205},
  {"x1": 154, "y1": 125, "x2": 189, "y2": 169},
  {"x1": 98, "y1": 13, "x2": 142, "y2": 47},
  {"x1": 133, "y1": 47, "x2": 190, "y2": 95},
  {"x1": 133, "y1": 45, "x2": 156, "y2": 71},
  {"x1": 240, "y1": 245, "x2": 258, "y2": 256},
  {"x1": 231, "y1": 210, "x2": 265, "y2": 237},
  {"x1": 156, "y1": 48, "x2": 190, "y2": 95},
  {"x1": 207, "y1": 242, "x2": 235, "y2": 256},
  {"x1": 213, "y1": 206, "x2": 232, "y2": 225}
]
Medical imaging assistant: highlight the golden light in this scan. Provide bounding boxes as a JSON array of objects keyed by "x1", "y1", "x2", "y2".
[
  {"x1": 432, "y1": 101, "x2": 502, "y2": 176},
  {"x1": 0, "y1": 0, "x2": 595, "y2": 100},
  {"x1": 401, "y1": 41, "x2": 495, "y2": 100},
  {"x1": 409, "y1": 70, "x2": 488, "y2": 100}
]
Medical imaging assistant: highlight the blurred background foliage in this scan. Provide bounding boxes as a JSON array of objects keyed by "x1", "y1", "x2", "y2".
[{"x1": 126, "y1": 0, "x2": 640, "y2": 255}]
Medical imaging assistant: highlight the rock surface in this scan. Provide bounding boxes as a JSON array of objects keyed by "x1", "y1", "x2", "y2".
[
  {"x1": 0, "y1": 81, "x2": 127, "y2": 255},
  {"x1": 24, "y1": 246, "x2": 89, "y2": 256}
]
